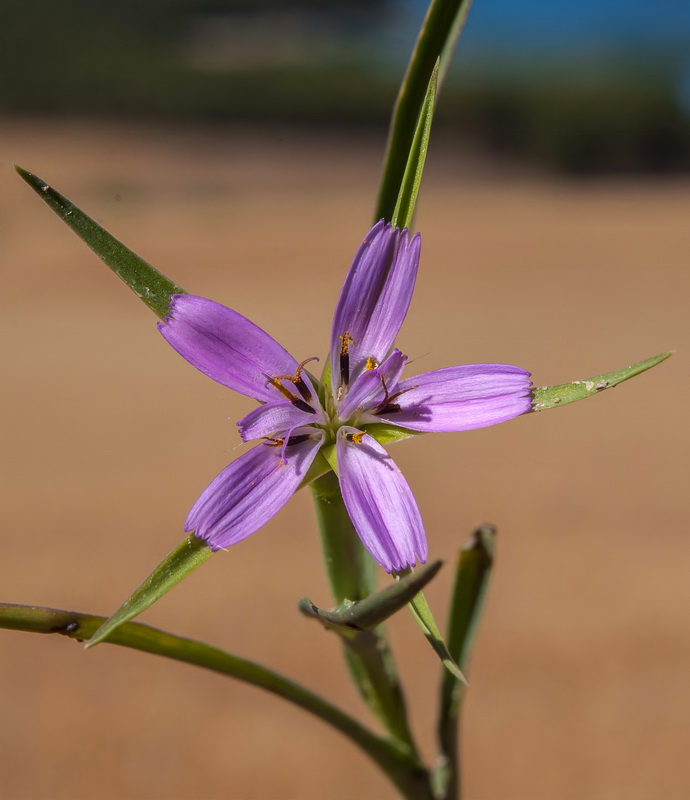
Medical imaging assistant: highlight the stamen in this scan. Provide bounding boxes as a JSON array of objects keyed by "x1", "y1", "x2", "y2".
[
  {"x1": 345, "y1": 431, "x2": 366, "y2": 445},
  {"x1": 340, "y1": 331, "x2": 355, "y2": 386},
  {"x1": 263, "y1": 373, "x2": 316, "y2": 415},
  {"x1": 376, "y1": 382, "x2": 417, "y2": 416},
  {"x1": 273, "y1": 357, "x2": 320, "y2": 402},
  {"x1": 365, "y1": 356, "x2": 378, "y2": 371},
  {"x1": 285, "y1": 434, "x2": 311, "y2": 447}
]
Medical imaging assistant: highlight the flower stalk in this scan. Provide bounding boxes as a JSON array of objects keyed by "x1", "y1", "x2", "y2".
[
  {"x1": 0, "y1": 603, "x2": 434, "y2": 800},
  {"x1": 311, "y1": 471, "x2": 420, "y2": 756}
]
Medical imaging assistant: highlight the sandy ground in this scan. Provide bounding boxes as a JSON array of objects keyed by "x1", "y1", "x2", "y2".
[{"x1": 1, "y1": 119, "x2": 689, "y2": 800}]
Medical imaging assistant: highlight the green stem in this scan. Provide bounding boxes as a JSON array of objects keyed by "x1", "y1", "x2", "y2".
[
  {"x1": 311, "y1": 472, "x2": 421, "y2": 759},
  {"x1": 0, "y1": 602, "x2": 433, "y2": 800}
]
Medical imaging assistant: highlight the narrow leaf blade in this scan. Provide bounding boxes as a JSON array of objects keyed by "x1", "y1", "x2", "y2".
[
  {"x1": 15, "y1": 166, "x2": 185, "y2": 318},
  {"x1": 86, "y1": 534, "x2": 212, "y2": 648},
  {"x1": 391, "y1": 61, "x2": 439, "y2": 231},
  {"x1": 532, "y1": 352, "x2": 672, "y2": 412},
  {"x1": 375, "y1": 0, "x2": 474, "y2": 222},
  {"x1": 435, "y1": 524, "x2": 496, "y2": 799},
  {"x1": 299, "y1": 560, "x2": 443, "y2": 633},
  {"x1": 408, "y1": 587, "x2": 466, "y2": 684}
]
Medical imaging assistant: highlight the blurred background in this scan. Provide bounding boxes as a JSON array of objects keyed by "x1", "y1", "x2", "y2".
[{"x1": 1, "y1": 1, "x2": 689, "y2": 799}]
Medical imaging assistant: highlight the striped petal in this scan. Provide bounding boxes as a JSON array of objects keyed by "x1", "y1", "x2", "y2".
[
  {"x1": 330, "y1": 222, "x2": 420, "y2": 393},
  {"x1": 379, "y1": 364, "x2": 532, "y2": 432},
  {"x1": 238, "y1": 401, "x2": 324, "y2": 442},
  {"x1": 186, "y1": 431, "x2": 324, "y2": 550},
  {"x1": 336, "y1": 427, "x2": 427, "y2": 573},
  {"x1": 159, "y1": 294, "x2": 299, "y2": 402}
]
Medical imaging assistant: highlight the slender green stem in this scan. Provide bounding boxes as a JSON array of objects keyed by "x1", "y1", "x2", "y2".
[
  {"x1": 311, "y1": 473, "x2": 422, "y2": 759},
  {"x1": 0, "y1": 602, "x2": 433, "y2": 800}
]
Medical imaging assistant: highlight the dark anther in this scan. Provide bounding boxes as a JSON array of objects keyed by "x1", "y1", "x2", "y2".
[
  {"x1": 379, "y1": 403, "x2": 401, "y2": 415},
  {"x1": 293, "y1": 397, "x2": 317, "y2": 414},
  {"x1": 286, "y1": 434, "x2": 311, "y2": 447},
  {"x1": 340, "y1": 352, "x2": 349, "y2": 387}
]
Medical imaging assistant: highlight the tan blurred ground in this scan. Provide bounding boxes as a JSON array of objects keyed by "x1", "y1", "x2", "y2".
[{"x1": 1, "y1": 119, "x2": 688, "y2": 800}]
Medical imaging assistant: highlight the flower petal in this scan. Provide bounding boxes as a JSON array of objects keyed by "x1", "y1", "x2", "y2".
[
  {"x1": 379, "y1": 364, "x2": 532, "y2": 432},
  {"x1": 378, "y1": 348, "x2": 408, "y2": 387},
  {"x1": 336, "y1": 427, "x2": 427, "y2": 573},
  {"x1": 330, "y1": 222, "x2": 420, "y2": 392},
  {"x1": 238, "y1": 400, "x2": 324, "y2": 442},
  {"x1": 159, "y1": 295, "x2": 299, "y2": 402},
  {"x1": 186, "y1": 431, "x2": 324, "y2": 550},
  {"x1": 337, "y1": 369, "x2": 386, "y2": 422}
]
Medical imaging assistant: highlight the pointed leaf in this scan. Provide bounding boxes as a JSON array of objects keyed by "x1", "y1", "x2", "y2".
[
  {"x1": 299, "y1": 560, "x2": 443, "y2": 633},
  {"x1": 390, "y1": 61, "x2": 439, "y2": 231},
  {"x1": 375, "y1": 0, "x2": 474, "y2": 222},
  {"x1": 407, "y1": 584, "x2": 466, "y2": 684},
  {"x1": 15, "y1": 166, "x2": 185, "y2": 319},
  {"x1": 531, "y1": 352, "x2": 672, "y2": 412},
  {"x1": 435, "y1": 524, "x2": 496, "y2": 799},
  {"x1": 86, "y1": 534, "x2": 212, "y2": 648}
]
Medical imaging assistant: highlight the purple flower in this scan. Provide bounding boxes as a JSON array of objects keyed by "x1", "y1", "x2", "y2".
[{"x1": 159, "y1": 221, "x2": 532, "y2": 573}]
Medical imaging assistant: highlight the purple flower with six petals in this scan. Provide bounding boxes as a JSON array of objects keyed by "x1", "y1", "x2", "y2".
[{"x1": 159, "y1": 221, "x2": 532, "y2": 573}]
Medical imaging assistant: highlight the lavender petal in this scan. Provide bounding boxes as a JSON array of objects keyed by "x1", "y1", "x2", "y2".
[
  {"x1": 330, "y1": 222, "x2": 420, "y2": 392},
  {"x1": 238, "y1": 401, "x2": 324, "y2": 442},
  {"x1": 380, "y1": 364, "x2": 532, "y2": 432},
  {"x1": 186, "y1": 431, "x2": 324, "y2": 550},
  {"x1": 159, "y1": 295, "x2": 299, "y2": 402},
  {"x1": 337, "y1": 427, "x2": 427, "y2": 573}
]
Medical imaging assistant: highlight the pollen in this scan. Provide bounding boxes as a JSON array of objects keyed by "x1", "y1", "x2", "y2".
[
  {"x1": 346, "y1": 431, "x2": 366, "y2": 445},
  {"x1": 365, "y1": 356, "x2": 378, "y2": 370},
  {"x1": 340, "y1": 331, "x2": 355, "y2": 355}
]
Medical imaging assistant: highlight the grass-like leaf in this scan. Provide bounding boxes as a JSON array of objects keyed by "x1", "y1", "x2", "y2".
[
  {"x1": 407, "y1": 585, "x2": 466, "y2": 684},
  {"x1": 390, "y1": 61, "x2": 439, "y2": 231},
  {"x1": 532, "y1": 352, "x2": 673, "y2": 412},
  {"x1": 16, "y1": 166, "x2": 185, "y2": 318},
  {"x1": 86, "y1": 534, "x2": 212, "y2": 648},
  {"x1": 434, "y1": 525, "x2": 495, "y2": 798},
  {"x1": 299, "y1": 560, "x2": 443, "y2": 634},
  {"x1": 375, "y1": 0, "x2": 474, "y2": 223}
]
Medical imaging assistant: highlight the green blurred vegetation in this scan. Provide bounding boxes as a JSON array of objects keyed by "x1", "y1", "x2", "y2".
[{"x1": 2, "y1": 0, "x2": 689, "y2": 174}]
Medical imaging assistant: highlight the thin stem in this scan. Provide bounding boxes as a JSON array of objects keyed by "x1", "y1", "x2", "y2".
[{"x1": 0, "y1": 602, "x2": 433, "y2": 800}]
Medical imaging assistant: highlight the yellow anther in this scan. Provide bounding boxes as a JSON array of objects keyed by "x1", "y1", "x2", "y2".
[
  {"x1": 340, "y1": 331, "x2": 355, "y2": 356},
  {"x1": 365, "y1": 356, "x2": 378, "y2": 371},
  {"x1": 347, "y1": 431, "x2": 366, "y2": 445}
]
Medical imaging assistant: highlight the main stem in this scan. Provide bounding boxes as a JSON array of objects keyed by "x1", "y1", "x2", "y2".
[{"x1": 311, "y1": 472, "x2": 422, "y2": 762}]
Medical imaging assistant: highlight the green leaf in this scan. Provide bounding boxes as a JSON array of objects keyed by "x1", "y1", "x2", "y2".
[
  {"x1": 390, "y1": 61, "x2": 439, "y2": 231},
  {"x1": 375, "y1": 0, "x2": 474, "y2": 223},
  {"x1": 299, "y1": 560, "x2": 443, "y2": 634},
  {"x1": 86, "y1": 534, "x2": 212, "y2": 648},
  {"x1": 531, "y1": 351, "x2": 673, "y2": 412},
  {"x1": 407, "y1": 584, "x2": 466, "y2": 684},
  {"x1": 434, "y1": 525, "x2": 496, "y2": 799},
  {"x1": 15, "y1": 166, "x2": 185, "y2": 319}
]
